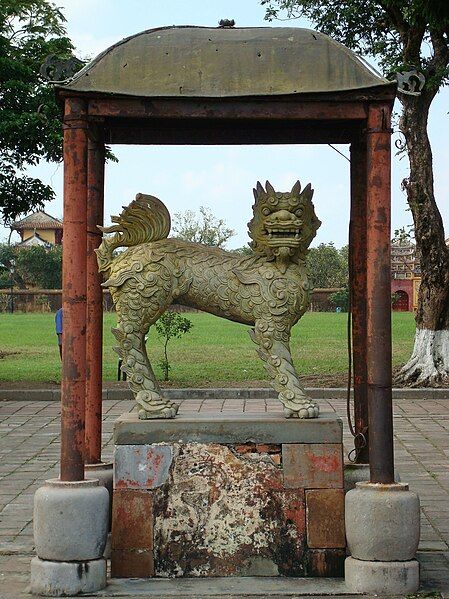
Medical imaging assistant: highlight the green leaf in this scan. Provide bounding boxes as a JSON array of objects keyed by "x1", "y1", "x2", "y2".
[{"x1": 0, "y1": 0, "x2": 81, "y2": 223}]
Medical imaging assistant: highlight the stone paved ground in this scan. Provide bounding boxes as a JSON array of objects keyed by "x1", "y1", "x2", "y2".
[{"x1": 1, "y1": 396, "x2": 449, "y2": 597}]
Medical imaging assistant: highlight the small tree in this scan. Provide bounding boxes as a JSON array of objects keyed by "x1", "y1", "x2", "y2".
[
  {"x1": 172, "y1": 206, "x2": 235, "y2": 248},
  {"x1": 0, "y1": 243, "x2": 62, "y2": 288},
  {"x1": 307, "y1": 243, "x2": 348, "y2": 288},
  {"x1": 0, "y1": 244, "x2": 22, "y2": 288},
  {"x1": 155, "y1": 312, "x2": 193, "y2": 381},
  {"x1": 0, "y1": 0, "x2": 78, "y2": 224},
  {"x1": 391, "y1": 292, "x2": 400, "y2": 308},
  {"x1": 329, "y1": 288, "x2": 350, "y2": 312}
]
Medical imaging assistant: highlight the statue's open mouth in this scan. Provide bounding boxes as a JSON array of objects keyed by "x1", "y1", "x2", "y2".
[{"x1": 265, "y1": 225, "x2": 301, "y2": 246}]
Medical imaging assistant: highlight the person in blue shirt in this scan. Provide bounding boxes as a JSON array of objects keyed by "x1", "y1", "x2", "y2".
[{"x1": 55, "y1": 308, "x2": 63, "y2": 360}]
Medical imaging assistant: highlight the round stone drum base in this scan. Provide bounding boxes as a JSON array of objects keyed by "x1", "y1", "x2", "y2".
[
  {"x1": 85, "y1": 462, "x2": 113, "y2": 497},
  {"x1": 345, "y1": 556, "x2": 419, "y2": 594},
  {"x1": 343, "y1": 464, "x2": 402, "y2": 492},
  {"x1": 30, "y1": 556, "x2": 106, "y2": 596},
  {"x1": 345, "y1": 482, "x2": 420, "y2": 561},
  {"x1": 85, "y1": 462, "x2": 113, "y2": 538},
  {"x1": 34, "y1": 479, "x2": 109, "y2": 562}
]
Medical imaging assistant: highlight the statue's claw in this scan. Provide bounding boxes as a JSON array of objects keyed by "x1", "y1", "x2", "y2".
[
  {"x1": 162, "y1": 404, "x2": 179, "y2": 419},
  {"x1": 283, "y1": 402, "x2": 319, "y2": 419},
  {"x1": 138, "y1": 402, "x2": 179, "y2": 420},
  {"x1": 136, "y1": 390, "x2": 179, "y2": 420}
]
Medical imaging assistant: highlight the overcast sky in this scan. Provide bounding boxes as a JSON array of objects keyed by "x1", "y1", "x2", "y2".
[{"x1": 4, "y1": 0, "x2": 449, "y2": 249}]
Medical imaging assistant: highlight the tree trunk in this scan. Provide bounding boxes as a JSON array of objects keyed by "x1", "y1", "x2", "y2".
[{"x1": 397, "y1": 93, "x2": 449, "y2": 385}]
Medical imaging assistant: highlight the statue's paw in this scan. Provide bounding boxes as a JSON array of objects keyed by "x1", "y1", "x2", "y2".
[
  {"x1": 138, "y1": 403, "x2": 178, "y2": 420},
  {"x1": 283, "y1": 403, "x2": 319, "y2": 419},
  {"x1": 161, "y1": 403, "x2": 179, "y2": 419},
  {"x1": 310, "y1": 404, "x2": 320, "y2": 418}
]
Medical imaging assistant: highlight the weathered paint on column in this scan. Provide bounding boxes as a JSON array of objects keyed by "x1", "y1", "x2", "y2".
[
  {"x1": 365, "y1": 103, "x2": 394, "y2": 484},
  {"x1": 85, "y1": 131, "x2": 105, "y2": 465},
  {"x1": 349, "y1": 139, "x2": 369, "y2": 464},
  {"x1": 61, "y1": 98, "x2": 88, "y2": 481}
]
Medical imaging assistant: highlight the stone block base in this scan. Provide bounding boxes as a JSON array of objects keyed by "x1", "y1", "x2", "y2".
[
  {"x1": 30, "y1": 556, "x2": 106, "y2": 596},
  {"x1": 345, "y1": 556, "x2": 419, "y2": 594},
  {"x1": 112, "y1": 412, "x2": 344, "y2": 578}
]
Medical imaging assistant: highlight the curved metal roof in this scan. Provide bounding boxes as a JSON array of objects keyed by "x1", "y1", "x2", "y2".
[{"x1": 58, "y1": 26, "x2": 393, "y2": 98}]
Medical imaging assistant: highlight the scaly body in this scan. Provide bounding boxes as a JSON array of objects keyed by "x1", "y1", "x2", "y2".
[{"x1": 98, "y1": 181, "x2": 321, "y2": 419}]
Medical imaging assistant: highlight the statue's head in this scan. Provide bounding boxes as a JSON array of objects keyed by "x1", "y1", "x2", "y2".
[{"x1": 248, "y1": 180, "x2": 321, "y2": 271}]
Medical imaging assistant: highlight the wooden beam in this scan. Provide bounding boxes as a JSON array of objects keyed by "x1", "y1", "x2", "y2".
[
  {"x1": 88, "y1": 98, "x2": 367, "y2": 121},
  {"x1": 102, "y1": 118, "x2": 360, "y2": 145}
]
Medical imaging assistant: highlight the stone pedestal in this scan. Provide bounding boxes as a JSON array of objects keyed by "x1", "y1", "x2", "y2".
[
  {"x1": 345, "y1": 482, "x2": 420, "y2": 594},
  {"x1": 31, "y1": 479, "x2": 109, "y2": 596},
  {"x1": 85, "y1": 462, "x2": 113, "y2": 558},
  {"x1": 343, "y1": 463, "x2": 370, "y2": 492},
  {"x1": 85, "y1": 462, "x2": 113, "y2": 497},
  {"x1": 343, "y1": 463, "x2": 401, "y2": 492},
  {"x1": 111, "y1": 412, "x2": 345, "y2": 578}
]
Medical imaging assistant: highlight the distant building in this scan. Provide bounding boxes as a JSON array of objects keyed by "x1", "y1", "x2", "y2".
[
  {"x1": 11, "y1": 211, "x2": 63, "y2": 247},
  {"x1": 391, "y1": 241, "x2": 420, "y2": 312}
]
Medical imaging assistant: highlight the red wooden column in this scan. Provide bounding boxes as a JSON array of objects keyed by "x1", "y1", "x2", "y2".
[
  {"x1": 85, "y1": 130, "x2": 105, "y2": 466},
  {"x1": 60, "y1": 98, "x2": 88, "y2": 481},
  {"x1": 365, "y1": 103, "x2": 394, "y2": 484},
  {"x1": 350, "y1": 138, "x2": 369, "y2": 464}
]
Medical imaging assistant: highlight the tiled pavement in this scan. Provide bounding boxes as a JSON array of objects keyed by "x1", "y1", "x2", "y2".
[{"x1": 1, "y1": 395, "x2": 449, "y2": 597}]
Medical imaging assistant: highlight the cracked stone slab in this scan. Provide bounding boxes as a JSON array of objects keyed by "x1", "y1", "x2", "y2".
[
  {"x1": 152, "y1": 443, "x2": 307, "y2": 577},
  {"x1": 114, "y1": 412, "x2": 343, "y2": 445}
]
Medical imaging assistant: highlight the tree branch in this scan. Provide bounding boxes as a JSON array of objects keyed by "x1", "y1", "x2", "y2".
[
  {"x1": 378, "y1": 0, "x2": 409, "y2": 37},
  {"x1": 403, "y1": 25, "x2": 426, "y2": 66},
  {"x1": 377, "y1": 1, "x2": 424, "y2": 66},
  {"x1": 429, "y1": 29, "x2": 449, "y2": 70}
]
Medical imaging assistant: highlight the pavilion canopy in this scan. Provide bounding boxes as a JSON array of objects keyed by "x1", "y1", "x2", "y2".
[
  {"x1": 55, "y1": 24, "x2": 396, "y2": 485},
  {"x1": 56, "y1": 26, "x2": 394, "y2": 99}
]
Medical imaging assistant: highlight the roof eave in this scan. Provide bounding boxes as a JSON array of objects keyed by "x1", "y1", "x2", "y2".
[{"x1": 55, "y1": 82, "x2": 397, "y2": 104}]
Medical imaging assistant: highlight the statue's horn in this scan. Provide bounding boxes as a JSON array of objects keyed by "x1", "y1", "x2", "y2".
[
  {"x1": 291, "y1": 180, "x2": 301, "y2": 196},
  {"x1": 254, "y1": 181, "x2": 265, "y2": 200},
  {"x1": 265, "y1": 180, "x2": 275, "y2": 195},
  {"x1": 302, "y1": 182, "x2": 313, "y2": 199}
]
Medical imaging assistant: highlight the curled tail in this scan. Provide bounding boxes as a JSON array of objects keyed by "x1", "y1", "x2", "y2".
[{"x1": 96, "y1": 193, "x2": 171, "y2": 277}]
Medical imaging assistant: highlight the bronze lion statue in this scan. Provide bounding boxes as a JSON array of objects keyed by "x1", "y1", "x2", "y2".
[{"x1": 97, "y1": 180, "x2": 321, "y2": 419}]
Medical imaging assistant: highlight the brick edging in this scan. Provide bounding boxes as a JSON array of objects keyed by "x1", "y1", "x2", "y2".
[{"x1": 1, "y1": 387, "x2": 448, "y2": 402}]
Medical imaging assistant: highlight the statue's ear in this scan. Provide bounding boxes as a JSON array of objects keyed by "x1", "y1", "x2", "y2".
[
  {"x1": 265, "y1": 180, "x2": 275, "y2": 196},
  {"x1": 291, "y1": 180, "x2": 301, "y2": 196}
]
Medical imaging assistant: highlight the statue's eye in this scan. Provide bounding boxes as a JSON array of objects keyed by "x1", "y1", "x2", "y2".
[
  {"x1": 295, "y1": 208, "x2": 303, "y2": 216},
  {"x1": 262, "y1": 207, "x2": 271, "y2": 216}
]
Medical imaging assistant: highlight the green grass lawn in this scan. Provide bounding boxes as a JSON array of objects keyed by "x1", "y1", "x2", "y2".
[{"x1": 0, "y1": 311, "x2": 416, "y2": 384}]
